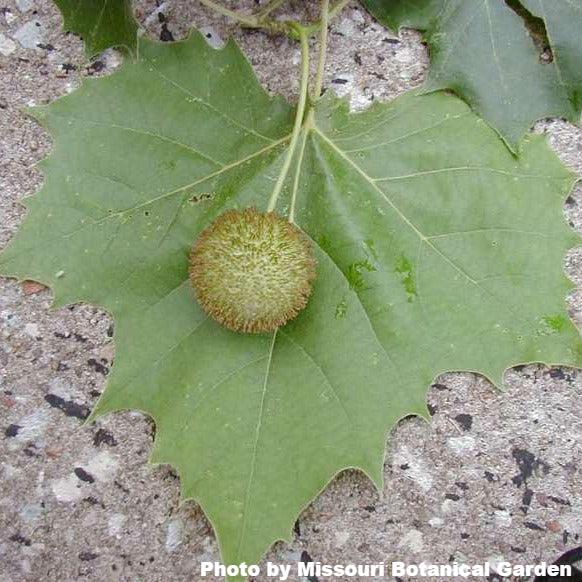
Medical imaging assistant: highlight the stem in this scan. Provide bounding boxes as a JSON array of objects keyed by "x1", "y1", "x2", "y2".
[
  {"x1": 199, "y1": 0, "x2": 257, "y2": 27},
  {"x1": 329, "y1": 0, "x2": 351, "y2": 20},
  {"x1": 313, "y1": 0, "x2": 329, "y2": 100},
  {"x1": 305, "y1": 0, "x2": 351, "y2": 35},
  {"x1": 199, "y1": 0, "x2": 292, "y2": 36},
  {"x1": 257, "y1": 0, "x2": 287, "y2": 19},
  {"x1": 267, "y1": 25, "x2": 311, "y2": 213},
  {"x1": 201, "y1": 0, "x2": 350, "y2": 40}
]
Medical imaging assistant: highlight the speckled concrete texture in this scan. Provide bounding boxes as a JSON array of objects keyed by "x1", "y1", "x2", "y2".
[{"x1": 1, "y1": 1, "x2": 582, "y2": 581}]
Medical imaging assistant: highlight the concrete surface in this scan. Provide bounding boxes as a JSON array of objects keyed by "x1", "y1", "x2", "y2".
[{"x1": 1, "y1": 1, "x2": 582, "y2": 581}]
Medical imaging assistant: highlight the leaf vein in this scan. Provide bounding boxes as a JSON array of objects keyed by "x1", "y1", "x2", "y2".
[
  {"x1": 143, "y1": 55, "x2": 277, "y2": 145},
  {"x1": 49, "y1": 113, "x2": 226, "y2": 168},
  {"x1": 235, "y1": 331, "x2": 277, "y2": 562}
]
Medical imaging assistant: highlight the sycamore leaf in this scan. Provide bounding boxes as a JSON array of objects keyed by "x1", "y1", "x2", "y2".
[
  {"x1": 54, "y1": 0, "x2": 138, "y2": 57},
  {"x1": 1, "y1": 32, "x2": 581, "y2": 578},
  {"x1": 362, "y1": 0, "x2": 582, "y2": 148}
]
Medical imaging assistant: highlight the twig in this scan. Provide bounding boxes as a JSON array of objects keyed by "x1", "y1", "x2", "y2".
[
  {"x1": 329, "y1": 0, "x2": 351, "y2": 20},
  {"x1": 199, "y1": 0, "x2": 257, "y2": 27},
  {"x1": 305, "y1": 0, "x2": 351, "y2": 35},
  {"x1": 257, "y1": 0, "x2": 287, "y2": 20}
]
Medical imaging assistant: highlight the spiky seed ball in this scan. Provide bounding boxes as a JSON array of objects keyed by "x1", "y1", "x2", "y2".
[{"x1": 189, "y1": 208, "x2": 317, "y2": 334}]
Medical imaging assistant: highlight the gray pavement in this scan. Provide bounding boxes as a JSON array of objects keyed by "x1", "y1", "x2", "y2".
[{"x1": 1, "y1": 1, "x2": 582, "y2": 580}]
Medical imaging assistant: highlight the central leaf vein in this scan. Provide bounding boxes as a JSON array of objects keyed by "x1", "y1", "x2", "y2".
[{"x1": 235, "y1": 330, "x2": 277, "y2": 561}]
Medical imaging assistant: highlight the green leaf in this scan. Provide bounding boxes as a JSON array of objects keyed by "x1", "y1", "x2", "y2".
[
  {"x1": 54, "y1": 0, "x2": 138, "y2": 57},
  {"x1": 1, "y1": 32, "x2": 580, "y2": 577},
  {"x1": 361, "y1": 0, "x2": 443, "y2": 30},
  {"x1": 362, "y1": 0, "x2": 582, "y2": 148}
]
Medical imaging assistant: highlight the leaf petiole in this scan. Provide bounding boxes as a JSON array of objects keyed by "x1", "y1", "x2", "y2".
[
  {"x1": 289, "y1": 0, "x2": 330, "y2": 221},
  {"x1": 313, "y1": 0, "x2": 330, "y2": 101},
  {"x1": 267, "y1": 24, "x2": 311, "y2": 213},
  {"x1": 199, "y1": 0, "x2": 350, "y2": 215}
]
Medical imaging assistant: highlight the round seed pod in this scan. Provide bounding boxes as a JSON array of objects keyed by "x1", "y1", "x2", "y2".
[{"x1": 189, "y1": 208, "x2": 317, "y2": 334}]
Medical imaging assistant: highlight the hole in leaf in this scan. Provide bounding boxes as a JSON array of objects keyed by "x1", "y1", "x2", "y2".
[
  {"x1": 504, "y1": 0, "x2": 552, "y2": 63},
  {"x1": 189, "y1": 192, "x2": 215, "y2": 204}
]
